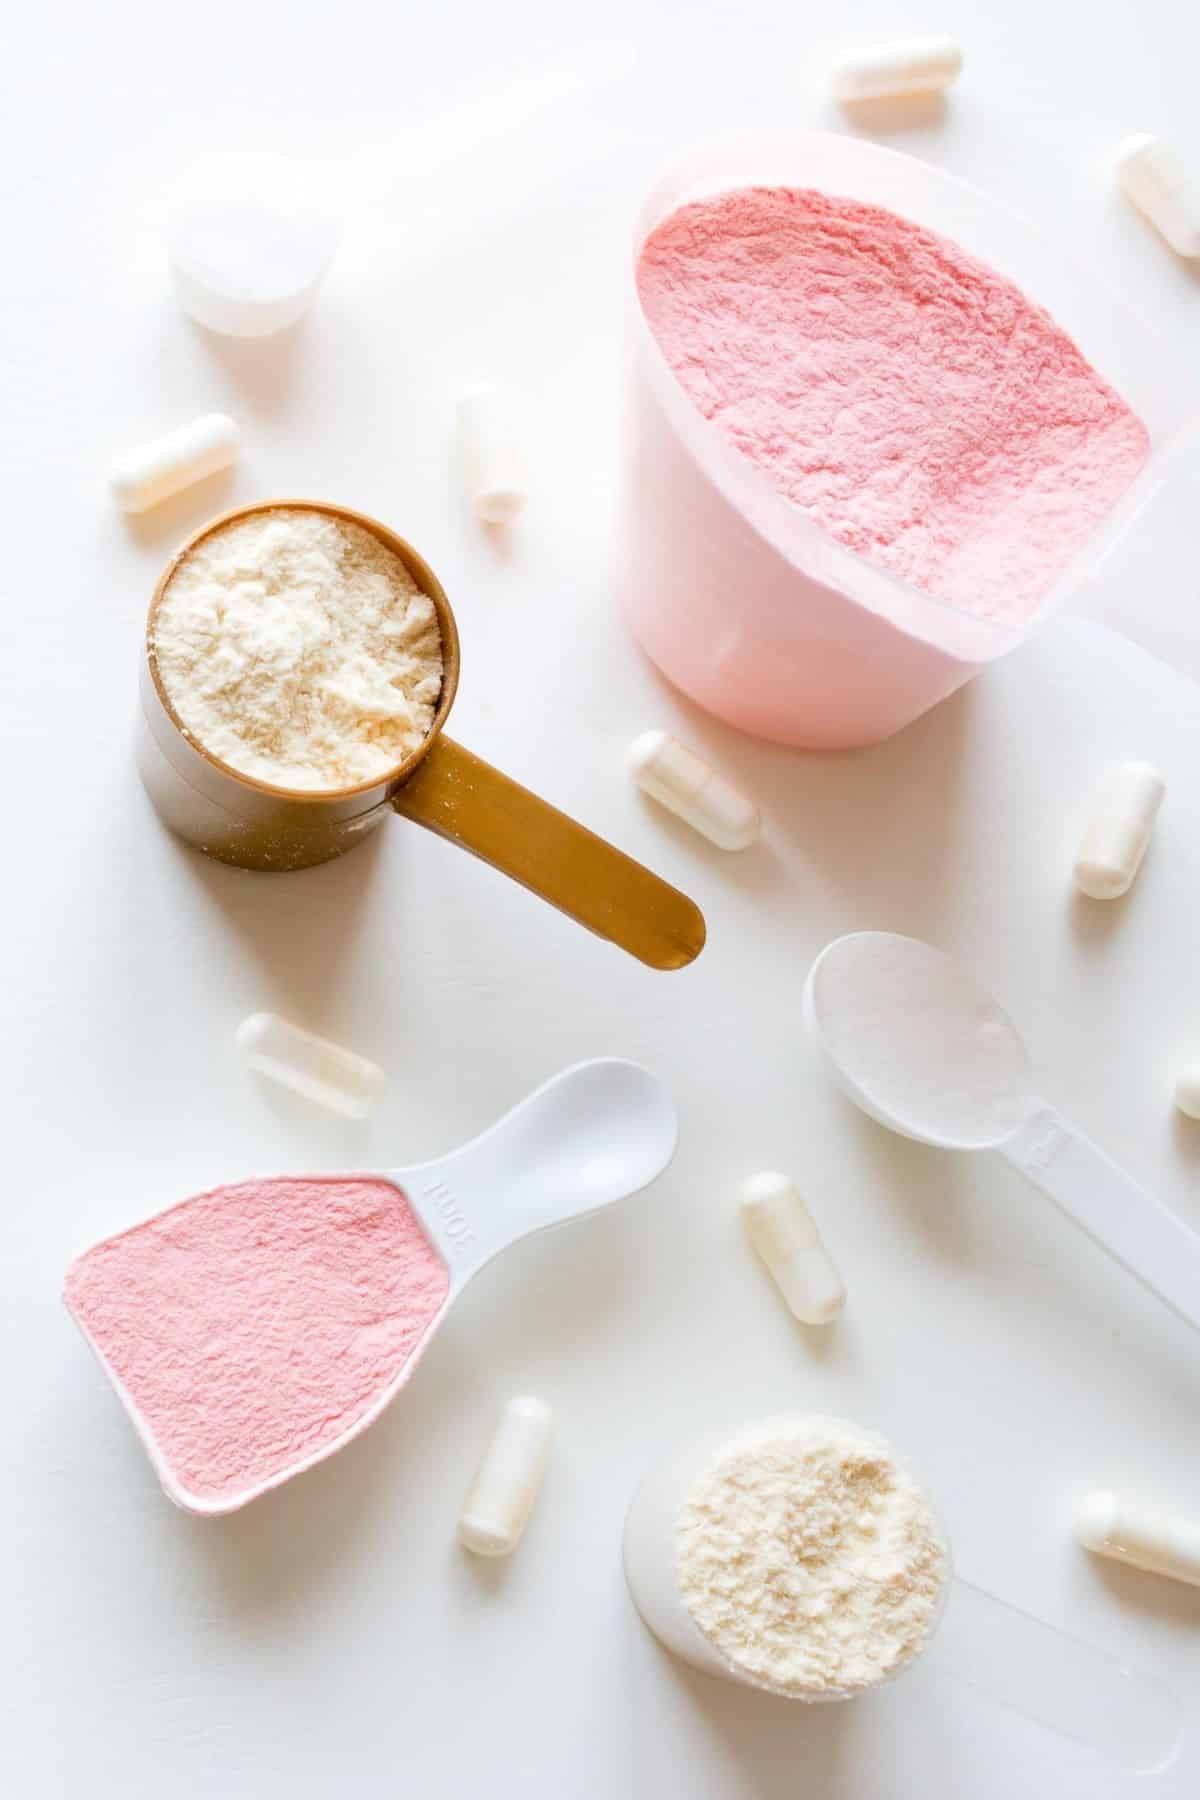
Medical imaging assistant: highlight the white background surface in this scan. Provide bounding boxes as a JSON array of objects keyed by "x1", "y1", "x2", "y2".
[{"x1": 3, "y1": 2, "x2": 1200, "y2": 1795}]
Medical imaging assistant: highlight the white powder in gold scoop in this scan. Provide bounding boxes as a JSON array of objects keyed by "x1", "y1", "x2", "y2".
[
  {"x1": 153, "y1": 508, "x2": 443, "y2": 791},
  {"x1": 676, "y1": 1415, "x2": 948, "y2": 1698}
]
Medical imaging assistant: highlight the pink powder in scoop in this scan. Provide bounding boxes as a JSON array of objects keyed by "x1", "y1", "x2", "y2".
[
  {"x1": 65, "y1": 1177, "x2": 449, "y2": 1508},
  {"x1": 635, "y1": 186, "x2": 1149, "y2": 624}
]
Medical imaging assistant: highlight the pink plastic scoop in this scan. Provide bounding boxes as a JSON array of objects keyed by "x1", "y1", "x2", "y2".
[{"x1": 64, "y1": 1059, "x2": 677, "y2": 1515}]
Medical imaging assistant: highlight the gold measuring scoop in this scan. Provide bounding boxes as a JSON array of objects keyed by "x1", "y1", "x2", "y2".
[{"x1": 138, "y1": 500, "x2": 705, "y2": 971}]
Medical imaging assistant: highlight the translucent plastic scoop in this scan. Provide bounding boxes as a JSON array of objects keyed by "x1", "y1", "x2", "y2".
[
  {"x1": 624, "y1": 1416, "x2": 1182, "y2": 1771},
  {"x1": 65, "y1": 1059, "x2": 677, "y2": 1515},
  {"x1": 926, "y1": 1575, "x2": 1180, "y2": 1770},
  {"x1": 804, "y1": 932, "x2": 1200, "y2": 1332}
]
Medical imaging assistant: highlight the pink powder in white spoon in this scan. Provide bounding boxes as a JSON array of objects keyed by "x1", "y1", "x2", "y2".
[
  {"x1": 64, "y1": 1177, "x2": 449, "y2": 1510},
  {"x1": 636, "y1": 186, "x2": 1149, "y2": 624}
]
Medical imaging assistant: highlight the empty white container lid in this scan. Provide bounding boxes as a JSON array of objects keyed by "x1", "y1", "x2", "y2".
[{"x1": 168, "y1": 153, "x2": 341, "y2": 338}]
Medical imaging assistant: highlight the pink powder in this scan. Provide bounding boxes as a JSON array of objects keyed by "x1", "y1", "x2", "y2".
[
  {"x1": 635, "y1": 187, "x2": 1149, "y2": 624},
  {"x1": 64, "y1": 1177, "x2": 449, "y2": 1507}
]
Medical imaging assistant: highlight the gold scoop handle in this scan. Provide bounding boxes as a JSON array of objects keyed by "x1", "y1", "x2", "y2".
[{"x1": 392, "y1": 737, "x2": 706, "y2": 970}]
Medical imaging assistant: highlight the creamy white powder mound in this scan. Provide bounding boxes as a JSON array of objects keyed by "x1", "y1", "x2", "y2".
[
  {"x1": 153, "y1": 508, "x2": 444, "y2": 791},
  {"x1": 676, "y1": 1415, "x2": 949, "y2": 1698}
]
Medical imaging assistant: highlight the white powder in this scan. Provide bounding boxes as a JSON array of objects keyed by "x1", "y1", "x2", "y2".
[
  {"x1": 675, "y1": 1415, "x2": 949, "y2": 1698},
  {"x1": 153, "y1": 508, "x2": 444, "y2": 791}
]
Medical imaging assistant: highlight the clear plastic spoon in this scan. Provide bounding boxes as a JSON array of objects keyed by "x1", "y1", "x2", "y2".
[
  {"x1": 804, "y1": 932, "x2": 1200, "y2": 1332},
  {"x1": 925, "y1": 1575, "x2": 1181, "y2": 1770}
]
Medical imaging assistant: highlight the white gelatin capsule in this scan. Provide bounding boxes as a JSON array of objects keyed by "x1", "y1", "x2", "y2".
[
  {"x1": 458, "y1": 1396, "x2": 553, "y2": 1557},
  {"x1": 235, "y1": 1012, "x2": 384, "y2": 1120},
  {"x1": 1075, "y1": 1490, "x2": 1200, "y2": 1589},
  {"x1": 1072, "y1": 761, "x2": 1165, "y2": 899},
  {"x1": 457, "y1": 383, "x2": 529, "y2": 525},
  {"x1": 832, "y1": 35, "x2": 962, "y2": 103},
  {"x1": 109, "y1": 413, "x2": 239, "y2": 514},
  {"x1": 1174, "y1": 1066, "x2": 1200, "y2": 1121},
  {"x1": 1114, "y1": 135, "x2": 1200, "y2": 260},
  {"x1": 628, "y1": 730, "x2": 760, "y2": 851},
  {"x1": 740, "y1": 1171, "x2": 846, "y2": 1325}
]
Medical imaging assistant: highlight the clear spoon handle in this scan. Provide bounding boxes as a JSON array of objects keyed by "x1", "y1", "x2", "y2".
[
  {"x1": 924, "y1": 1577, "x2": 1182, "y2": 1772},
  {"x1": 1002, "y1": 1107, "x2": 1200, "y2": 1332}
]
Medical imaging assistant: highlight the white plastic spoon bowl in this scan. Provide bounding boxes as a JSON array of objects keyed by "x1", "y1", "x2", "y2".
[
  {"x1": 804, "y1": 933, "x2": 1200, "y2": 1331},
  {"x1": 403, "y1": 1056, "x2": 679, "y2": 1282}
]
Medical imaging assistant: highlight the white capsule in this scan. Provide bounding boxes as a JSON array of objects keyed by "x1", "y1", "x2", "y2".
[
  {"x1": 1114, "y1": 135, "x2": 1200, "y2": 260},
  {"x1": 740, "y1": 1171, "x2": 846, "y2": 1325},
  {"x1": 1075, "y1": 1490, "x2": 1200, "y2": 1589},
  {"x1": 458, "y1": 1396, "x2": 553, "y2": 1557},
  {"x1": 235, "y1": 1012, "x2": 384, "y2": 1120},
  {"x1": 1174, "y1": 1066, "x2": 1200, "y2": 1121},
  {"x1": 831, "y1": 35, "x2": 963, "y2": 103},
  {"x1": 628, "y1": 731, "x2": 760, "y2": 851},
  {"x1": 457, "y1": 383, "x2": 529, "y2": 525},
  {"x1": 1072, "y1": 761, "x2": 1165, "y2": 899},
  {"x1": 109, "y1": 413, "x2": 239, "y2": 514}
]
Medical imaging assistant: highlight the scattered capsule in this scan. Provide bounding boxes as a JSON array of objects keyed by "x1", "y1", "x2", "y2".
[
  {"x1": 628, "y1": 730, "x2": 760, "y2": 851},
  {"x1": 457, "y1": 382, "x2": 529, "y2": 525},
  {"x1": 1075, "y1": 1490, "x2": 1200, "y2": 1589},
  {"x1": 831, "y1": 35, "x2": 962, "y2": 103},
  {"x1": 1072, "y1": 761, "x2": 1164, "y2": 899},
  {"x1": 1174, "y1": 1066, "x2": 1200, "y2": 1122},
  {"x1": 109, "y1": 413, "x2": 239, "y2": 514},
  {"x1": 740, "y1": 1171, "x2": 846, "y2": 1326},
  {"x1": 1114, "y1": 135, "x2": 1200, "y2": 260},
  {"x1": 235, "y1": 1012, "x2": 384, "y2": 1120},
  {"x1": 458, "y1": 1397, "x2": 553, "y2": 1557}
]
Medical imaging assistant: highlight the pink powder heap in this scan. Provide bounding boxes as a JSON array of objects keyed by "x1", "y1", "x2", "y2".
[
  {"x1": 65, "y1": 1177, "x2": 449, "y2": 1508},
  {"x1": 636, "y1": 186, "x2": 1150, "y2": 623}
]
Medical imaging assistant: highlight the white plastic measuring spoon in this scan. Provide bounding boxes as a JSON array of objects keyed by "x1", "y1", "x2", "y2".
[
  {"x1": 804, "y1": 932, "x2": 1200, "y2": 1332},
  {"x1": 65, "y1": 1059, "x2": 678, "y2": 1514},
  {"x1": 624, "y1": 1417, "x2": 1182, "y2": 1771}
]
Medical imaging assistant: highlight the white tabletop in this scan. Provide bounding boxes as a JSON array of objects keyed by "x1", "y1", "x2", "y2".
[{"x1": 4, "y1": 3, "x2": 1200, "y2": 1796}]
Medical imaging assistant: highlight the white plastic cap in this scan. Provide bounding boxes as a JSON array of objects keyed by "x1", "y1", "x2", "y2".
[{"x1": 168, "y1": 154, "x2": 341, "y2": 338}]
